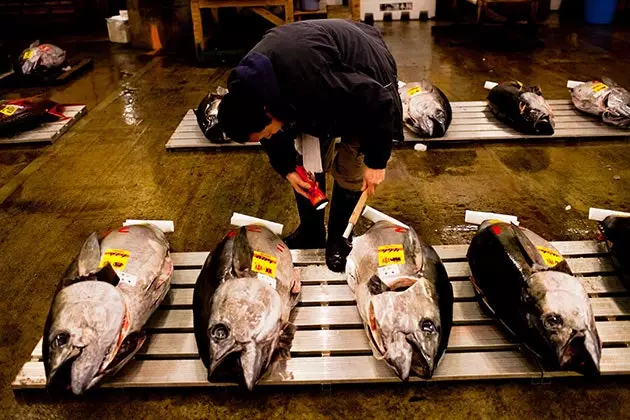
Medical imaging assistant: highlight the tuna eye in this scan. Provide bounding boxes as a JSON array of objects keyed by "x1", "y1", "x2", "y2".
[
  {"x1": 52, "y1": 332, "x2": 69, "y2": 349},
  {"x1": 210, "y1": 324, "x2": 229, "y2": 341},
  {"x1": 420, "y1": 319, "x2": 436, "y2": 333},
  {"x1": 543, "y1": 314, "x2": 563, "y2": 330}
]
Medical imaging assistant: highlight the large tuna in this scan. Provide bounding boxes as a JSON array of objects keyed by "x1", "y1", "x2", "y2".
[
  {"x1": 195, "y1": 87, "x2": 229, "y2": 143},
  {"x1": 44, "y1": 225, "x2": 173, "y2": 395},
  {"x1": 15, "y1": 42, "x2": 66, "y2": 75},
  {"x1": 467, "y1": 221, "x2": 601, "y2": 375},
  {"x1": 346, "y1": 221, "x2": 453, "y2": 380},
  {"x1": 570, "y1": 78, "x2": 630, "y2": 128},
  {"x1": 193, "y1": 225, "x2": 300, "y2": 390},
  {"x1": 0, "y1": 97, "x2": 65, "y2": 135},
  {"x1": 488, "y1": 81, "x2": 555, "y2": 135},
  {"x1": 600, "y1": 215, "x2": 630, "y2": 289},
  {"x1": 399, "y1": 81, "x2": 452, "y2": 138}
]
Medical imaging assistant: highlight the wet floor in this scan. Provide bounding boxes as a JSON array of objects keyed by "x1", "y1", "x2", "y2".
[{"x1": 1, "y1": 16, "x2": 630, "y2": 418}]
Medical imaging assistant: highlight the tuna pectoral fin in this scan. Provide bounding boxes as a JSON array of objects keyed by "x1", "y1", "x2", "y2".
[
  {"x1": 277, "y1": 322, "x2": 296, "y2": 360},
  {"x1": 368, "y1": 275, "x2": 389, "y2": 295},
  {"x1": 511, "y1": 224, "x2": 547, "y2": 268},
  {"x1": 240, "y1": 343, "x2": 265, "y2": 391},
  {"x1": 232, "y1": 226, "x2": 254, "y2": 277},
  {"x1": 95, "y1": 263, "x2": 120, "y2": 286},
  {"x1": 77, "y1": 232, "x2": 101, "y2": 276}
]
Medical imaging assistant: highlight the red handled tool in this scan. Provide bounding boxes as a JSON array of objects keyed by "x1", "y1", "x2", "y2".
[{"x1": 295, "y1": 166, "x2": 328, "y2": 210}]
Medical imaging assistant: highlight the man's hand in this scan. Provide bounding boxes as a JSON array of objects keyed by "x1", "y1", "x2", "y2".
[
  {"x1": 362, "y1": 168, "x2": 385, "y2": 196},
  {"x1": 286, "y1": 172, "x2": 312, "y2": 199}
]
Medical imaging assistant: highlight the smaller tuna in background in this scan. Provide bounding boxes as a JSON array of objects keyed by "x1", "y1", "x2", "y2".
[
  {"x1": 195, "y1": 87, "x2": 229, "y2": 143},
  {"x1": 570, "y1": 78, "x2": 630, "y2": 128},
  {"x1": 488, "y1": 81, "x2": 555, "y2": 135},
  {"x1": 15, "y1": 42, "x2": 66, "y2": 75},
  {"x1": 399, "y1": 81, "x2": 452, "y2": 138},
  {"x1": 0, "y1": 97, "x2": 66, "y2": 135}
]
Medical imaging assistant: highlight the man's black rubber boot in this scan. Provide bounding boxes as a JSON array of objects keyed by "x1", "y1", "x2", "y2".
[
  {"x1": 326, "y1": 182, "x2": 362, "y2": 272},
  {"x1": 284, "y1": 173, "x2": 326, "y2": 249}
]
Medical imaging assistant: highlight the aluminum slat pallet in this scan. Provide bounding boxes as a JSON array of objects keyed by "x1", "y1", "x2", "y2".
[
  {"x1": 13, "y1": 240, "x2": 630, "y2": 390},
  {"x1": 165, "y1": 100, "x2": 628, "y2": 150},
  {"x1": 0, "y1": 105, "x2": 87, "y2": 145}
]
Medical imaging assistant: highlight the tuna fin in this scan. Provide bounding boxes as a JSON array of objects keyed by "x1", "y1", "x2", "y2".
[
  {"x1": 95, "y1": 263, "x2": 120, "y2": 286},
  {"x1": 368, "y1": 275, "x2": 390, "y2": 295},
  {"x1": 601, "y1": 76, "x2": 619, "y2": 87},
  {"x1": 511, "y1": 224, "x2": 548, "y2": 269},
  {"x1": 288, "y1": 268, "x2": 301, "y2": 308},
  {"x1": 77, "y1": 232, "x2": 101, "y2": 276},
  {"x1": 232, "y1": 226, "x2": 254, "y2": 277},
  {"x1": 276, "y1": 322, "x2": 296, "y2": 360},
  {"x1": 525, "y1": 85, "x2": 544, "y2": 96}
]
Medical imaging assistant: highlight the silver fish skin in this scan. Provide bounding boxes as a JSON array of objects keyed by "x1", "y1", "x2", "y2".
[
  {"x1": 400, "y1": 81, "x2": 452, "y2": 137},
  {"x1": 467, "y1": 221, "x2": 601, "y2": 375},
  {"x1": 193, "y1": 225, "x2": 300, "y2": 390},
  {"x1": 346, "y1": 221, "x2": 453, "y2": 380},
  {"x1": 571, "y1": 78, "x2": 630, "y2": 128},
  {"x1": 44, "y1": 225, "x2": 173, "y2": 395}
]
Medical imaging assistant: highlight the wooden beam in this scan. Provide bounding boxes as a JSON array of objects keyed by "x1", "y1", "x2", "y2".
[
  {"x1": 285, "y1": 0, "x2": 294, "y2": 23},
  {"x1": 198, "y1": 0, "x2": 285, "y2": 7},
  {"x1": 190, "y1": 0, "x2": 205, "y2": 53},
  {"x1": 251, "y1": 7, "x2": 284, "y2": 26}
]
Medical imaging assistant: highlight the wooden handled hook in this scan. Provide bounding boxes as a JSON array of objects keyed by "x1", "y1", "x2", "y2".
[{"x1": 342, "y1": 190, "x2": 369, "y2": 239}]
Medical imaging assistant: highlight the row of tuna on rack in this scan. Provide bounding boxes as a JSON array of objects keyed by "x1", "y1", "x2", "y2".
[
  {"x1": 194, "y1": 78, "x2": 630, "y2": 144},
  {"x1": 40, "y1": 209, "x2": 630, "y2": 395}
]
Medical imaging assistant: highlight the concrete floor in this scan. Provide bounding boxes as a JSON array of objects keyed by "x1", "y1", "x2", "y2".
[{"x1": 2, "y1": 17, "x2": 630, "y2": 418}]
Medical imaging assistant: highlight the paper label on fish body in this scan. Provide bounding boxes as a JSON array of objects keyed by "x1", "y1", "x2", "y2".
[
  {"x1": 251, "y1": 251, "x2": 277, "y2": 278},
  {"x1": 257, "y1": 273, "x2": 277, "y2": 290},
  {"x1": 407, "y1": 86, "x2": 423, "y2": 97},
  {"x1": 22, "y1": 49, "x2": 34, "y2": 60},
  {"x1": 99, "y1": 249, "x2": 131, "y2": 271},
  {"x1": 537, "y1": 246, "x2": 564, "y2": 267},
  {"x1": 117, "y1": 271, "x2": 138, "y2": 287},
  {"x1": 378, "y1": 244, "x2": 405, "y2": 266},
  {"x1": 0, "y1": 105, "x2": 20, "y2": 116}
]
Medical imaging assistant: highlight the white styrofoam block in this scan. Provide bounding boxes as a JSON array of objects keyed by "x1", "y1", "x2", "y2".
[
  {"x1": 361, "y1": 0, "x2": 436, "y2": 21},
  {"x1": 231, "y1": 213, "x2": 284, "y2": 236},
  {"x1": 465, "y1": 210, "x2": 519, "y2": 226},
  {"x1": 123, "y1": 220, "x2": 175, "y2": 233},
  {"x1": 484, "y1": 81, "x2": 498, "y2": 90},
  {"x1": 588, "y1": 208, "x2": 630, "y2": 222},
  {"x1": 362, "y1": 206, "x2": 410, "y2": 229},
  {"x1": 398, "y1": 80, "x2": 407, "y2": 88},
  {"x1": 567, "y1": 80, "x2": 585, "y2": 89}
]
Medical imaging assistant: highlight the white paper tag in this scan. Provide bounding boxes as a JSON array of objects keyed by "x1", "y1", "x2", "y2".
[
  {"x1": 377, "y1": 264, "x2": 401, "y2": 279},
  {"x1": 257, "y1": 273, "x2": 277, "y2": 289},
  {"x1": 117, "y1": 271, "x2": 138, "y2": 286}
]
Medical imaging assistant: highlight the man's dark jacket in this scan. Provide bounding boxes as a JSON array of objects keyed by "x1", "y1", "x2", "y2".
[{"x1": 228, "y1": 19, "x2": 403, "y2": 176}]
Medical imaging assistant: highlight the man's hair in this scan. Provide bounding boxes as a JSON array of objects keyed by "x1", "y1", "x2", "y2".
[{"x1": 218, "y1": 91, "x2": 271, "y2": 143}]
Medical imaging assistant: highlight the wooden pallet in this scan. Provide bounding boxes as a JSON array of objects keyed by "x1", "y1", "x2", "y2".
[
  {"x1": 0, "y1": 105, "x2": 86, "y2": 146},
  {"x1": 13, "y1": 240, "x2": 630, "y2": 390},
  {"x1": 2, "y1": 59, "x2": 94, "y2": 87},
  {"x1": 165, "y1": 100, "x2": 629, "y2": 150}
]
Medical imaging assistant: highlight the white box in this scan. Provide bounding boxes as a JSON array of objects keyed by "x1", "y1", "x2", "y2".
[{"x1": 361, "y1": 0, "x2": 435, "y2": 21}]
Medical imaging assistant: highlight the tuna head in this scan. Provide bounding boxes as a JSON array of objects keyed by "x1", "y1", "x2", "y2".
[
  {"x1": 366, "y1": 277, "x2": 442, "y2": 380},
  {"x1": 407, "y1": 96, "x2": 449, "y2": 138},
  {"x1": 207, "y1": 278, "x2": 285, "y2": 390},
  {"x1": 519, "y1": 92, "x2": 555, "y2": 134},
  {"x1": 44, "y1": 280, "x2": 126, "y2": 395},
  {"x1": 526, "y1": 272, "x2": 602, "y2": 375}
]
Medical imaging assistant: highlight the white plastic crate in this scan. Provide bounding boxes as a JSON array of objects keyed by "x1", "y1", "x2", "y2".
[{"x1": 360, "y1": 0, "x2": 435, "y2": 21}]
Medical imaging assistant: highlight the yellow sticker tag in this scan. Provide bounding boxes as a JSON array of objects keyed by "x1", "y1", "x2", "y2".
[
  {"x1": 22, "y1": 49, "x2": 34, "y2": 60},
  {"x1": 592, "y1": 82, "x2": 609, "y2": 93},
  {"x1": 251, "y1": 251, "x2": 277, "y2": 278},
  {"x1": 0, "y1": 105, "x2": 19, "y2": 116},
  {"x1": 407, "y1": 86, "x2": 423, "y2": 97},
  {"x1": 537, "y1": 246, "x2": 563, "y2": 267},
  {"x1": 378, "y1": 244, "x2": 405, "y2": 266},
  {"x1": 516, "y1": 81, "x2": 524, "y2": 88},
  {"x1": 99, "y1": 249, "x2": 131, "y2": 271}
]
